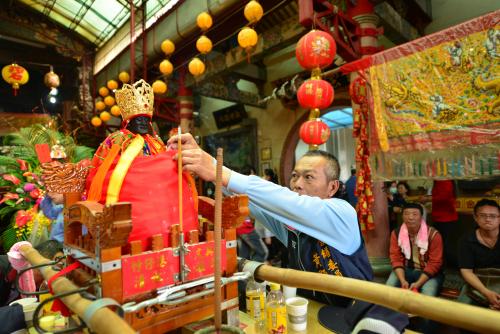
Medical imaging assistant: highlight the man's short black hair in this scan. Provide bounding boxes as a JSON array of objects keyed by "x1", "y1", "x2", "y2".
[
  {"x1": 403, "y1": 202, "x2": 423, "y2": 216},
  {"x1": 35, "y1": 240, "x2": 63, "y2": 260},
  {"x1": 240, "y1": 165, "x2": 256, "y2": 176},
  {"x1": 474, "y1": 199, "x2": 500, "y2": 214},
  {"x1": 397, "y1": 181, "x2": 410, "y2": 192},
  {"x1": 302, "y1": 150, "x2": 340, "y2": 181}
]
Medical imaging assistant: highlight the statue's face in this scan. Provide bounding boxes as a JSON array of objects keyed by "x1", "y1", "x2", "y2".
[{"x1": 127, "y1": 116, "x2": 151, "y2": 135}]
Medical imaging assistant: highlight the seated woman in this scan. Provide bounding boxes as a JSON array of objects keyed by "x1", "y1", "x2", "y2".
[
  {"x1": 386, "y1": 203, "x2": 444, "y2": 296},
  {"x1": 457, "y1": 199, "x2": 500, "y2": 310}
]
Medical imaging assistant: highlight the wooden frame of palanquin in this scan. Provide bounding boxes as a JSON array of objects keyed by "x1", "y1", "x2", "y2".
[{"x1": 62, "y1": 192, "x2": 249, "y2": 333}]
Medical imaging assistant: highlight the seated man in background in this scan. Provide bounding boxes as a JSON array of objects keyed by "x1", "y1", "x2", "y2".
[
  {"x1": 457, "y1": 199, "x2": 500, "y2": 310},
  {"x1": 387, "y1": 203, "x2": 444, "y2": 296}
]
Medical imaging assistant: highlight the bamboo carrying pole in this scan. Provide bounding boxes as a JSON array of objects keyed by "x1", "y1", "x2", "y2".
[
  {"x1": 251, "y1": 263, "x2": 500, "y2": 334},
  {"x1": 214, "y1": 148, "x2": 223, "y2": 331},
  {"x1": 19, "y1": 245, "x2": 135, "y2": 334}
]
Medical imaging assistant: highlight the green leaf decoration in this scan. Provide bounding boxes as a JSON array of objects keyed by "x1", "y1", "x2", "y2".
[{"x1": 1, "y1": 227, "x2": 18, "y2": 252}]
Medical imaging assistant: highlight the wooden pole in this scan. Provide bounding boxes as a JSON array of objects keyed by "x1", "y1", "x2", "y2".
[
  {"x1": 252, "y1": 263, "x2": 500, "y2": 334},
  {"x1": 214, "y1": 148, "x2": 223, "y2": 331},
  {"x1": 178, "y1": 126, "x2": 187, "y2": 282},
  {"x1": 19, "y1": 245, "x2": 134, "y2": 334},
  {"x1": 178, "y1": 126, "x2": 183, "y2": 233}
]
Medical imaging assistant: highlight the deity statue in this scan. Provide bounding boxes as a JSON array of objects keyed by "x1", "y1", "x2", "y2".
[{"x1": 86, "y1": 80, "x2": 198, "y2": 251}]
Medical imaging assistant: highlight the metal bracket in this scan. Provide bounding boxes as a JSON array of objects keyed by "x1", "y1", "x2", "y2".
[
  {"x1": 101, "y1": 259, "x2": 122, "y2": 273},
  {"x1": 64, "y1": 246, "x2": 100, "y2": 272},
  {"x1": 122, "y1": 272, "x2": 251, "y2": 313}
]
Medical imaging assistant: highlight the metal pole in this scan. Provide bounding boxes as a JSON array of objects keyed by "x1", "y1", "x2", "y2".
[
  {"x1": 129, "y1": 0, "x2": 135, "y2": 82},
  {"x1": 142, "y1": 0, "x2": 147, "y2": 81}
]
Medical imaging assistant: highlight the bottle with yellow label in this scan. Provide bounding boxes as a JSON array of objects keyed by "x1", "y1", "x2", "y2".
[
  {"x1": 246, "y1": 278, "x2": 265, "y2": 329},
  {"x1": 266, "y1": 283, "x2": 287, "y2": 334}
]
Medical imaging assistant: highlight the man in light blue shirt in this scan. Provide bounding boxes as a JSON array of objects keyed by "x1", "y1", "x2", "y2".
[{"x1": 168, "y1": 133, "x2": 372, "y2": 305}]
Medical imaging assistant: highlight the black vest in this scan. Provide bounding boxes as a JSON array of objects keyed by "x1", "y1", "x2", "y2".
[{"x1": 287, "y1": 227, "x2": 373, "y2": 306}]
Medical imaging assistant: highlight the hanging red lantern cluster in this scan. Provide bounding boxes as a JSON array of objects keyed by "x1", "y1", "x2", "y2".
[
  {"x1": 299, "y1": 119, "x2": 331, "y2": 148},
  {"x1": 295, "y1": 29, "x2": 337, "y2": 150}
]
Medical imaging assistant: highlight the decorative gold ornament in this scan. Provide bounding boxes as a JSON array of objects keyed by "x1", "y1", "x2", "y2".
[
  {"x1": 104, "y1": 95, "x2": 115, "y2": 106},
  {"x1": 152, "y1": 80, "x2": 167, "y2": 94},
  {"x1": 110, "y1": 105, "x2": 121, "y2": 117},
  {"x1": 91, "y1": 116, "x2": 102, "y2": 127},
  {"x1": 107, "y1": 79, "x2": 119, "y2": 90},
  {"x1": 161, "y1": 39, "x2": 175, "y2": 56},
  {"x1": 188, "y1": 58, "x2": 206, "y2": 76},
  {"x1": 118, "y1": 71, "x2": 130, "y2": 83},
  {"x1": 159, "y1": 59, "x2": 173, "y2": 75},
  {"x1": 196, "y1": 35, "x2": 213, "y2": 54},
  {"x1": 115, "y1": 79, "x2": 154, "y2": 121},
  {"x1": 196, "y1": 12, "x2": 213, "y2": 31},
  {"x1": 100, "y1": 111, "x2": 111, "y2": 122},
  {"x1": 98, "y1": 86, "x2": 109, "y2": 97},
  {"x1": 95, "y1": 101, "x2": 106, "y2": 111},
  {"x1": 244, "y1": 1, "x2": 263, "y2": 23}
]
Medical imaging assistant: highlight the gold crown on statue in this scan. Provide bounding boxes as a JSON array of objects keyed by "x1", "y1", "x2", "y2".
[{"x1": 115, "y1": 79, "x2": 154, "y2": 121}]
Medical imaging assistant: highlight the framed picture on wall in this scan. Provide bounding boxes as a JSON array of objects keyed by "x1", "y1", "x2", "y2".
[
  {"x1": 261, "y1": 147, "x2": 272, "y2": 161},
  {"x1": 203, "y1": 119, "x2": 258, "y2": 173}
]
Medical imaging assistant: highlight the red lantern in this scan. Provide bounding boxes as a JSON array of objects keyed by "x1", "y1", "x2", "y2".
[
  {"x1": 297, "y1": 79, "x2": 334, "y2": 110},
  {"x1": 296, "y1": 30, "x2": 337, "y2": 71},
  {"x1": 299, "y1": 119, "x2": 331, "y2": 146}
]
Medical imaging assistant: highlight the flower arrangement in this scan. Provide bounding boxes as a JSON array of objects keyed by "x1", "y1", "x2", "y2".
[{"x1": 0, "y1": 124, "x2": 94, "y2": 251}]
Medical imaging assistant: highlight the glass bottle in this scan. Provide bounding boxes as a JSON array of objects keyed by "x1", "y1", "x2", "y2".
[{"x1": 246, "y1": 278, "x2": 265, "y2": 329}]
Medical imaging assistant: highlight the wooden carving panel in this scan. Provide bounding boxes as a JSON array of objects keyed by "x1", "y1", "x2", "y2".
[
  {"x1": 198, "y1": 195, "x2": 249, "y2": 229},
  {"x1": 65, "y1": 201, "x2": 132, "y2": 250}
]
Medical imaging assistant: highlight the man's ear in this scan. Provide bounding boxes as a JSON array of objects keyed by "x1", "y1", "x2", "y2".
[{"x1": 328, "y1": 180, "x2": 340, "y2": 198}]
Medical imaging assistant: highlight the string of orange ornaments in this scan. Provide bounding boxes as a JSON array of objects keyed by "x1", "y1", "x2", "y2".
[
  {"x1": 295, "y1": 30, "x2": 337, "y2": 150},
  {"x1": 188, "y1": 11, "x2": 213, "y2": 77},
  {"x1": 155, "y1": 38, "x2": 175, "y2": 95},
  {"x1": 91, "y1": 71, "x2": 129, "y2": 127},
  {"x1": 238, "y1": 1, "x2": 263, "y2": 60}
]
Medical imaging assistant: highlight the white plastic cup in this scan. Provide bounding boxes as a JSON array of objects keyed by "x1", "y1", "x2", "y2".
[
  {"x1": 286, "y1": 297, "x2": 308, "y2": 332},
  {"x1": 282, "y1": 285, "x2": 297, "y2": 300}
]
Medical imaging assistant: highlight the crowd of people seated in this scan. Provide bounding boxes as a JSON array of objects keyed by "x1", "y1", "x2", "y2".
[{"x1": 384, "y1": 199, "x2": 499, "y2": 312}]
